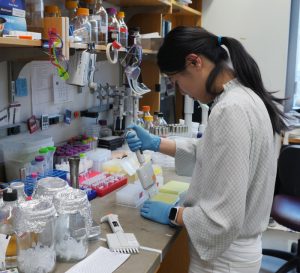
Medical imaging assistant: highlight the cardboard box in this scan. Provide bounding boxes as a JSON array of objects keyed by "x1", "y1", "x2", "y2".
[
  {"x1": 0, "y1": 14, "x2": 26, "y2": 34},
  {"x1": 141, "y1": 38, "x2": 164, "y2": 51},
  {"x1": 0, "y1": 0, "x2": 26, "y2": 17}
]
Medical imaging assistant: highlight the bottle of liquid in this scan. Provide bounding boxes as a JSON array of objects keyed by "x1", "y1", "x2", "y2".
[
  {"x1": 10, "y1": 182, "x2": 26, "y2": 203},
  {"x1": 98, "y1": 120, "x2": 112, "y2": 137},
  {"x1": 117, "y1": 11, "x2": 128, "y2": 48},
  {"x1": 44, "y1": 5, "x2": 61, "y2": 17},
  {"x1": 73, "y1": 8, "x2": 91, "y2": 43},
  {"x1": 106, "y1": 7, "x2": 120, "y2": 43},
  {"x1": 94, "y1": 0, "x2": 108, "y2": 45},
  {"x1": 136, "y1": 111, "x2": 145, "y2": 128},
  {"x1": 39, "y1": 148, "x2": 49, "y2": 175},
  {"x1": 65, "y1": 0, "x2": 78, "y2": 33},
  {"x1": 142, "y1": 105, "x2": 151, "y2": 119},
  {"x1": 153, "y1": 111, "x2": 159, "y2": 126},
  {"x1": 0, "y1": 189, "x2": 18, "y2": 269},
  {"x1": 25, "y1": 0, "x2": 44, "y2": 31},
  {"x1": 34, "y1": 155, "x2": 45, "y2": 177},
  {"x1": 84, "y1": 0, "x2": 98, "y2": 43}
]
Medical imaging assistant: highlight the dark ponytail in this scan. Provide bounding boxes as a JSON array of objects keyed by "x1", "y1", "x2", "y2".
[{"x1": 157, "y1": 26, "x2": 287, "y2": 134}]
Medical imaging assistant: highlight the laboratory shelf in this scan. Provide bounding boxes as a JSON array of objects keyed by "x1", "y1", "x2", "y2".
[
  {"x1": 69, "y1": 42, "x2": 157, "y2": 55},
  {"x1": 171, "y1": 1, "x2": 202, "y2": 16},
  {"x1": 0, "y1": 37, "x2": 42, "y2": 47},
  {"x1": 105, "y1": 0, "x2": 171, "y2": 8}
]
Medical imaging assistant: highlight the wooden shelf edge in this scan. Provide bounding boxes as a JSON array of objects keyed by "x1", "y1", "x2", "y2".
[
  {"x1": 69, "y1": 42, "x2": 157, "y2": 55},
  {"x1": 171, "y1": 1, "x2": 202, "y2": 16},
  {"x1": 0, "y1": 37, "x2": 42, "y2": 47}
]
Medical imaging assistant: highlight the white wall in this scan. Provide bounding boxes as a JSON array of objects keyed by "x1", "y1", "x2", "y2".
[{"x1": 202, "y1": 0, "x2": 291, "y2": 98}]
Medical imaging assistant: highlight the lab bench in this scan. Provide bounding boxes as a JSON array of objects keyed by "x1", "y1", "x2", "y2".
[{"x1": 54, "y1": 167, "x2": 191, "y2": 273}]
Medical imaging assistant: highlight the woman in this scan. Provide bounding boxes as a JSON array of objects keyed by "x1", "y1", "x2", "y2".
[{"x1": 126, "y1": 26, "x2": 286, "y2": 273}]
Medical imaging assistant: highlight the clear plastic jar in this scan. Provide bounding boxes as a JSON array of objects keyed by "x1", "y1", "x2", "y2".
[
  {"x1": 94, "y1": 0, "x2": 107, "y2": 45},
  {"x1": 39, "y1": 148, "x2": 49, "y2": 174},
  {"x1": 44, "y1": 5, "x2": 61, "y2": 17},
  {"x1": 47, "y1": 146, "x2": 56, "y2": 173},
  {"x1": 107, "y1": 7, "x2": 120, "y2": 43},
  {"x1": 15, "y1": 200, "x2": 56, "y2": 273},
  {"x1": 53, "y1": 189, "x2": 92, "y2": 261},
  {"x1": 84, "y1": 0, "x2": 98, "y2": 43},
  {"x1": 0, "y1": 189, "x2": 18, "y2": 269},
  {"x1": 73, "y1": 8, "x2": 91, "y2": 43},
  {"x1": 157, "y1": 112, "x2": 168, "y2": 126},
  {"x1": 25, "y1": 0, "x2": 44, "y2": 30},
  {"x1": 117, "y1": 11, "x2": 128, "y2": 48}
]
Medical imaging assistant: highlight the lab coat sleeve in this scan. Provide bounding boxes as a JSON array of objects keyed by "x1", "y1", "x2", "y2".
[
  {"x1": 174, "y1": 138, "x2": 202, "y2": 177},
  {"x1": 182, "y1": 102, "x2": 252, "y2": 260}
]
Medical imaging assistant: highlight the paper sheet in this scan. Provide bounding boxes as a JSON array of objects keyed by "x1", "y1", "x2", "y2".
[{"x1": 65, "y1": 247, "x2": 130, "y2": 273}]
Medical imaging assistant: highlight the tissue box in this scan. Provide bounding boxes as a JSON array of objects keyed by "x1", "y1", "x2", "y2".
[
  {"x1": 0, "y1": 0, "x2": 26, "y2": 17},
  {"x1": 0, "y1": 14, "x2": 26, "y2": 34},
  {"x1": 141, "y1": 38, "x2": 163, "y2": 51}
]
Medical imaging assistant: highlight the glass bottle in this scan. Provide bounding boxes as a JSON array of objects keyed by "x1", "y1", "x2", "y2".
[
  {"x1": 153, "y1": 111, "x2": 159, "y2": 126},
  {"x1": 53, "y1": 189, "x2": 92, "y2": 261},
  {"x1": 0, "y1": 189, "x2": 18, "y2": 269},
  {"x1": 15, "y1": 200, "x2": 56, "y2": 273},
  {"x1": 25, "y1": 0, "x2": 44, "y2": 31},
  {"x1": 65, "y1": 0, "x2": 78, "y2": 32},
  {"x1": 73, "y1": 8, "x2": 91, "y2": 43},
  {"x1": 44, "y1": 5, "x2": 61, "y2": 17},
  {"x1": 84, "y1": 0, "x2": 98, "y2": 43},
  {"x1": 117, "y1": 11, "x2": 128, "y2": 48},
  {"x1": 94, "y1": 0, "x2": 108, "y2": 45},
  {"x1": 106, "y1": 7, "x2": 120, "y2": 43}
]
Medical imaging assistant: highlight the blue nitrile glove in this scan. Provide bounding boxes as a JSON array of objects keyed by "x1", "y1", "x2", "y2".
[
  {"x1": 126, "y1": 124, "x2": 161, "y2": 152},
  {"x1": 140, "y1": 200, "x2": 172, "y2": 225}
]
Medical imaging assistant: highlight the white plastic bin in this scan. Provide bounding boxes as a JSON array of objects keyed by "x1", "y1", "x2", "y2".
[{"x1": 0, "y1": 134, "x2": 54, "y2": 181}]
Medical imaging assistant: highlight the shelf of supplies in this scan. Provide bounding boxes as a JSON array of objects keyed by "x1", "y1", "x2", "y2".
[
  {"x1": 69, "y1": 42, "x2": 157, "y2": 55},
  {"x1": 171, "y1": 1, "x2": 202, "y2": 16},
  {"x1": 105, "y1": 0, "x2": 171, "y2": 7},
  {"x1": 0, "y1": 37, "x2": 42, "y2": 47}
]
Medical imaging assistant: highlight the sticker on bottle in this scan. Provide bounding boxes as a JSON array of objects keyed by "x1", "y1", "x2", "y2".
[{"x1": 0, "y1": 234, "x2": 11, "y2": 270}]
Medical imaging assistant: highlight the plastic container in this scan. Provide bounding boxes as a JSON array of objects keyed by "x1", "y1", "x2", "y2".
[
  {"x1": 142, "y1": 105, "x2": 151, "y2": 118},
  {"x1": 84, "y1": 0, "x2": 98, "y2": 43},
  {"x1": 34, "y1": 155, "x2": 45, "y2": 176},
  {"x1": 47, "y1": 146, "x2": 56, "y2": 172},
  {"x1": 116, "y1": 183, "x2": 147, "y2": 208},
  {"x1": 157, "y1": 112, "x2": 168, "y2": 126},
  {"x1": 0, "y1": 134, "x2": 53, "y2": 181},
  {"x1": 117, "y1": 11, "x2": 128, "y2": 48},
  {"x1": 94, "y1": 0, "x2": 107, "y2": 45},
  {"x1": 44, "y1": 5, "x2": 61, "y2": 17},
  {"x1": 25, "y1": 0, "x2": 44, "y2": 30},
  {"x1": 15, "y1": 200, "x2": 56, "y2": 273},
  {"x1": 73, "y1": 8, "x2": 91, "y2": 43},
  {"x1": 10, "y1": 182, "x2": 26, "y2": 202},
  {"x1": 136, "y1": 111, "x2": 145, "y2": 127},
  {"x1": 0, "y1": 189, "x2": 18, "y2": 269},
  {"x1": 39, "y1": 147, "x2": 49, "y2": 174},
  {"x1": 53, "y1": 189, "x2": 91, "y2": 262},
  {"x1": 107, "y1": 7, "x2": 119, "y2": 43},
  {"x1": 86, "y1": 148, "x2": 111, "y2": 171}
]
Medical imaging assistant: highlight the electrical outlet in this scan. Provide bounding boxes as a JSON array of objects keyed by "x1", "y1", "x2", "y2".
[{"x1": 287, "y1": 239, "x2": 298, "y2": 252}]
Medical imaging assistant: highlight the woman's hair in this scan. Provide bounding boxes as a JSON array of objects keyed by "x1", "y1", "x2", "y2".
[{"x1": 157, "y1": 26, "x2": 287, "y2": 134}]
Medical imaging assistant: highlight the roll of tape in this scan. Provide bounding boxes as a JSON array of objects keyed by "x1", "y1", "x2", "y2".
[{"x1": 106, "y1": 43, "x2": 118, "y2": 64}]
